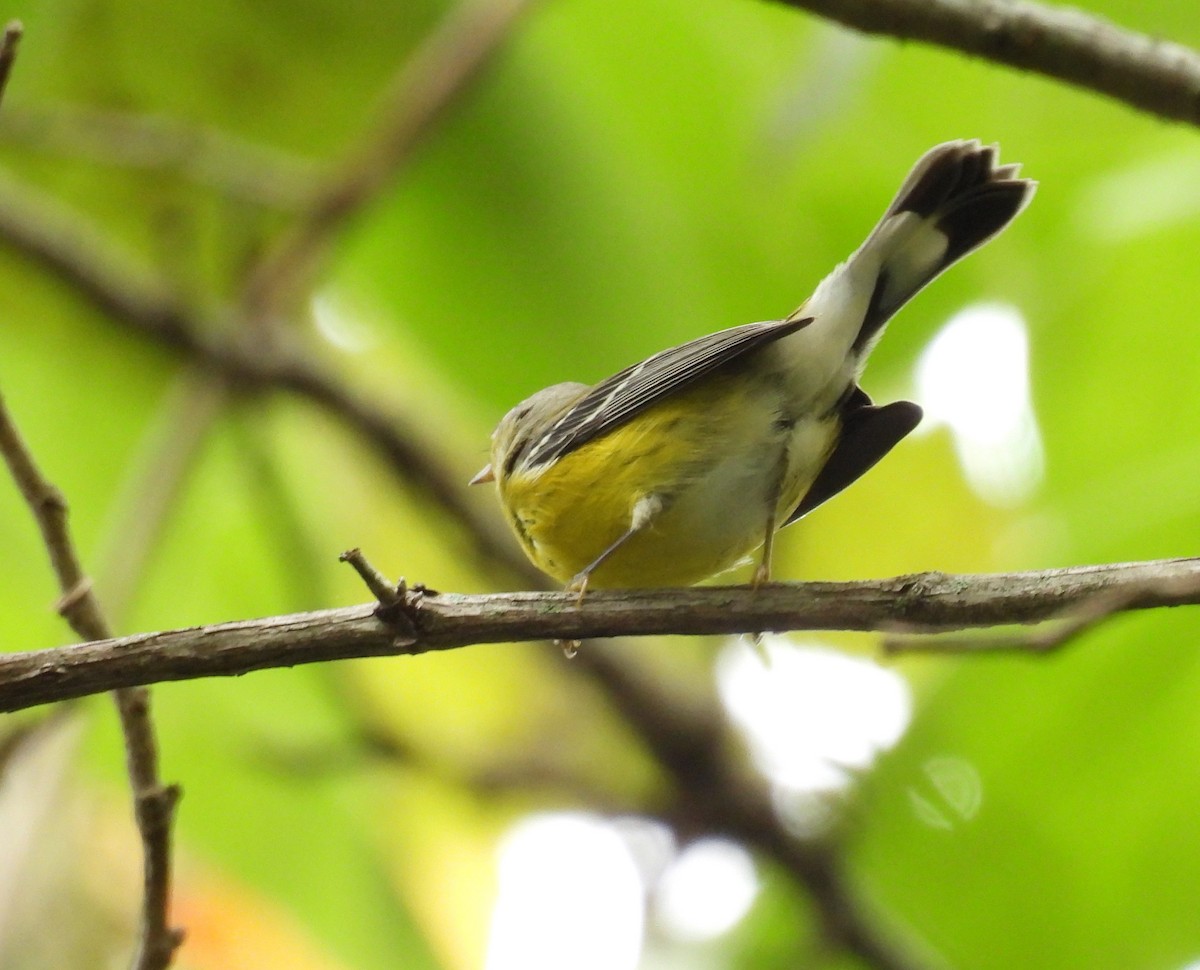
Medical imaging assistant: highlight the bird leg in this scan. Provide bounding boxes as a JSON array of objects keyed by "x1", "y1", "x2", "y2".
[
  {"x1": 753, "y1": 510, "x2": 778, "y2": 589},
  {"x1": 566, "y1": 494, "x2": 663, "y2": 603},
  {"x1": 752, "y1": 451, "x2": 791, "y2": 589}
]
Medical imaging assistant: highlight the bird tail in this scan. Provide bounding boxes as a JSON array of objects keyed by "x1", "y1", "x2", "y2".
[{"x1": 849, "y1": 140, "x2": 1035, "y2": 355}]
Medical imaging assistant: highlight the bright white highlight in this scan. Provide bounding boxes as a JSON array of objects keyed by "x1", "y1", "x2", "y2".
[
  {"x1": 653, "y1": 838, "x2": 759, "y2": 942},
  {"x1": 311, "y1": 291, "x2": 376, "y2": 352},
  {"x1": 716, "y1": 639, "x2": 912, "y2": 792},
  {"x1": 485, "y1": 813, "x2": 644, "y2": 970},
  {"x1": 915, "y1": 303, "x2": 1044, "y2": 506}
]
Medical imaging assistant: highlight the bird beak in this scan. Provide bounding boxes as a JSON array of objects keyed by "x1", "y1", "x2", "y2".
[{"x1": 469, "y1": 464, "x2": 495, "y2": 485}]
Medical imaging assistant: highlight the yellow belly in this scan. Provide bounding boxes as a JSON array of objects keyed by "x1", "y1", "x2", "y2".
[{"x1": 497, "y1": 373, "x2": 838, "y2": 587}]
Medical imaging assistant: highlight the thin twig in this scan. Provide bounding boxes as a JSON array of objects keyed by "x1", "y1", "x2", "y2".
[
  {"x1": 0, "y1": 21, "x2": 21, "y2": 101},
  {"x1": 3, "y1": 557, "x2": 1197, "y2": 713},
  {"x1": 0, "y1": 170, "x2": 206, "y2": 352},
  {"x1": 0, "y1": 401, "x2": 184, "y2": 969},
  {"x1": 0, "y1": 104, "x2": 318, "y2": 208},
  {"x1": 0, "y1": 174, "x2": 521, "y2": 575},
  {"x1": 97, "y1": 371, "x2": 229, "y2": 626},
  {"x1": 225, "y1": 408, "x2": 330, "y2": 610},
  {"x1": 0, "y1": 24, "x2": 182, "y2": 970},
  {"x1": 239, "y1": 0, "x2": 539, "y2": 322},
  {"x1": 260, "y1": 713, "x2": 643, "y2": 814},
  {"x1": 775, "y1": 0, "x2": 1200, "y2": 127},
  {"x1": 339, "y1": 547, "x2": 403, "y2": 607},
  {"x1": 270, "y1": 355, "x2": 522, "y2": 576},
  {"x1": 2, "y1": 4, "x2": 1196, "y2": 964}
]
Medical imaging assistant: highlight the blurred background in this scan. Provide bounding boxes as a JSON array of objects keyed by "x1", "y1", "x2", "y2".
[{"x1": 1, "y1": 0, "x2": 1199, "y2": 967}]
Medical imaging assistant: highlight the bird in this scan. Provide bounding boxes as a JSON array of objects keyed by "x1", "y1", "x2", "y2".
[{"x1": 470, "y1": 140, "x2": 1035, "y2": 595}]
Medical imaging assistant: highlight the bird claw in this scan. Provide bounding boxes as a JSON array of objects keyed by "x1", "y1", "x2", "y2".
[{"x1": 566, "y1": 572, "x2": 591, "y2": 605}]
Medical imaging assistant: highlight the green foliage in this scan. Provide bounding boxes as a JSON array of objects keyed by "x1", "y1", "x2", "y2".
[{"x1": 1, "y1": 0, "x2": 1199, "y2": 968}]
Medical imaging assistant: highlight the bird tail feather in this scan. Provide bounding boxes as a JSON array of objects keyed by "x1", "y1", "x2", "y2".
[{"x1": 852, "y1": 140, "x2": 1035, "y2": 354}]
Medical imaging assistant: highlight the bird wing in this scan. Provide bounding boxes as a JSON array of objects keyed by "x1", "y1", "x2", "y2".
[
  {"x1": 522, "y1": 316, "x2": 812, "y2": 469},
  {"x1": 785, "y1": 388, "x2": 922, "y2": 524}
]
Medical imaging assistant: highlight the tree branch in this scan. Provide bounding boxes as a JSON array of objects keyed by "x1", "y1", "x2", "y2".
[
  {"x1": 884, "y1": 569, "x2": 1200, "y2": 655},
  {"x1": 97, "y1": 371, "x2": 230, "y2": 626},
  {"x1": 11, "y1": 553, "x2": 1194, "y2": 969},
  {"x1": 775, "y1": 0, "x2": 1200, "y2": 127},
  {"x1": 239, "y1": 0, "x2": 539, "y2": 322},
  {"x1": 0, "y1": 173, "x2": 522, "y2": 575},
  {"x1": 0, "y1": 21, "x2": 20, "y2": 101},
  {"x1": 0, "y1": 104, "x2": 318, "y2": 208},
  {"x1": 0, "y1": 22, "x2": 182, "y2": 970},
  {"x1": 567, "y1": 639, "x2": 933, "y2": 970},
  {"x1": 0, "y1": 0, "x2": 539, "y2": 582},
  {"x1": 0, "y1": 325, "x2": 184, "y2": 970},
  {"x1": 3, "y1": 557, "x2": 1196, "y2": 714},
  {"x1": 3, "y1": 5, "x2": 1195, "y2": 964}
]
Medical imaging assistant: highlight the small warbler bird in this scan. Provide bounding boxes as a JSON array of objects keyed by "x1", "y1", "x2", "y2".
[{"x1": 472, "y1": 140, "x2": 1034, "y2": 592}]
